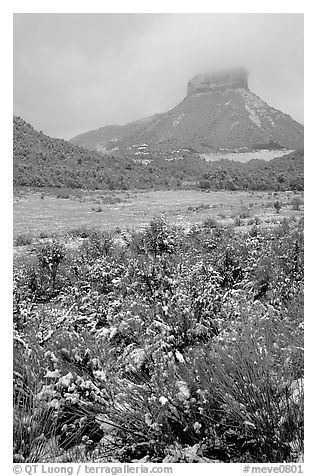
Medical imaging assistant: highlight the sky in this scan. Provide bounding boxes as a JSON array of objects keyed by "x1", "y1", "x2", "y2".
[{"x1": 13, "y1": 13, "x2": 304, "y2": 139}]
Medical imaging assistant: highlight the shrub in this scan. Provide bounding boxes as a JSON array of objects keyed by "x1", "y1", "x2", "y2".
[
  {"x1": 134, "y1": 217, "x2": 179, "y2": 257},
  {"x1": 57, "y1": 192, "x2": 70, "y2": 199},
  {"x1": 15, "y1": 234, "x2": 33, "y2": 246},
  {"x1": 81, "y1": 230, "x2": 113, "y2": 260},
  {"x1": 68, "y1": 226, "x2": 93, "y2": 238},
  {"x1": 187, "y1": 308, "x2": 303, "y2": 462},
  {"x1": 91, "y1": 206, "x2": 103, "y2": 213},
  {"x1": 248, "y1": 216, "x2": 261, "y2": 226},
  {"x1": 199, "y1": 179, "x2": 212, "y2": 191},
  {"x1": 249, "y1": 224, "x2": 259, "y2": 237},
  {"x1": 239, "y1": 208, "x2": 252, "y2": 219},
  {"x1": 100, "y1": 195, "x2": 122, "y2": 205},
  {"x1": 291, "y1": 196, "x2": 303, "y2": 211},
  {"x1": 188, "y1": 204, "x2": 211, "y2": 212},
  {"x1": 36, "y1": 240, "x2": 67, "y2": 291},
  {"x1": 203, "y1": 217, "x2": 219, "y2": 229},
  {"x1": 274, "y1": 200, "x2": 282, "y2": 214},
  {"x1": 234, "y1": 216, "x2": 242, "y2": 227},
  {"x1": 13, "y1": 336, "x2": 58, "y2": 462}
]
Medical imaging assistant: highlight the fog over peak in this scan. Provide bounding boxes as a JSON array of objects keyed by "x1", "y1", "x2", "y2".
[
  {"x1": 13, "y1": 13, "x2": 303, "y2": 139},
  {"x1": 187, "y1": 67, "x2": 250, "y2": 95}
]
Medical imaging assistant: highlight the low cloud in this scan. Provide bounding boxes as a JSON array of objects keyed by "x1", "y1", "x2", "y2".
[{"x1": 14, "y1": 13, "x2": 303, "y2": 139}]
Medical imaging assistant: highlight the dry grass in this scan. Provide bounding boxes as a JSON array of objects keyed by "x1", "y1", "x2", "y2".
[{"x1": 13, "y1": 189, "x2": 303, "y2": 240}]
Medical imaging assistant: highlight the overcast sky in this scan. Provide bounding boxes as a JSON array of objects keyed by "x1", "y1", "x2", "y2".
[{"x1": 13, "y1": 13, "x2": 304, "y2": 139}]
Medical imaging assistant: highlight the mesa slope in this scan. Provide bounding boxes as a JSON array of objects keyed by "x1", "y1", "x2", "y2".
[{"x1": 71, "y1": 67, "x2": 304, "y2": 157}]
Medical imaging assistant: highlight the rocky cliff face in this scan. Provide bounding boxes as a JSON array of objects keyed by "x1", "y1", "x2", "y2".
[
  {"x1": 71, "y1": 68, "x2": 303, "y2": 158},
  {"x1": 187, "y1": 67, "x2": 249, "y2": 95}
]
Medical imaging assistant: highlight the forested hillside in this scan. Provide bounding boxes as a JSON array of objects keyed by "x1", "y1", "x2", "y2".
[{"x1": 13, "y1": 116, "x2": 303, "y2": 191}]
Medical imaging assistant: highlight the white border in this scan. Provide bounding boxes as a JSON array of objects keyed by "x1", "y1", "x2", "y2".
[{"x1": 2, "y1": 3, "x2": 313, "y2": 474}]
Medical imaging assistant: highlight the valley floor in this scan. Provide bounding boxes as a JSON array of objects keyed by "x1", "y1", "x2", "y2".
[{"x1": 14, "y1": 188, "x2": 303, "y2": 241}]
